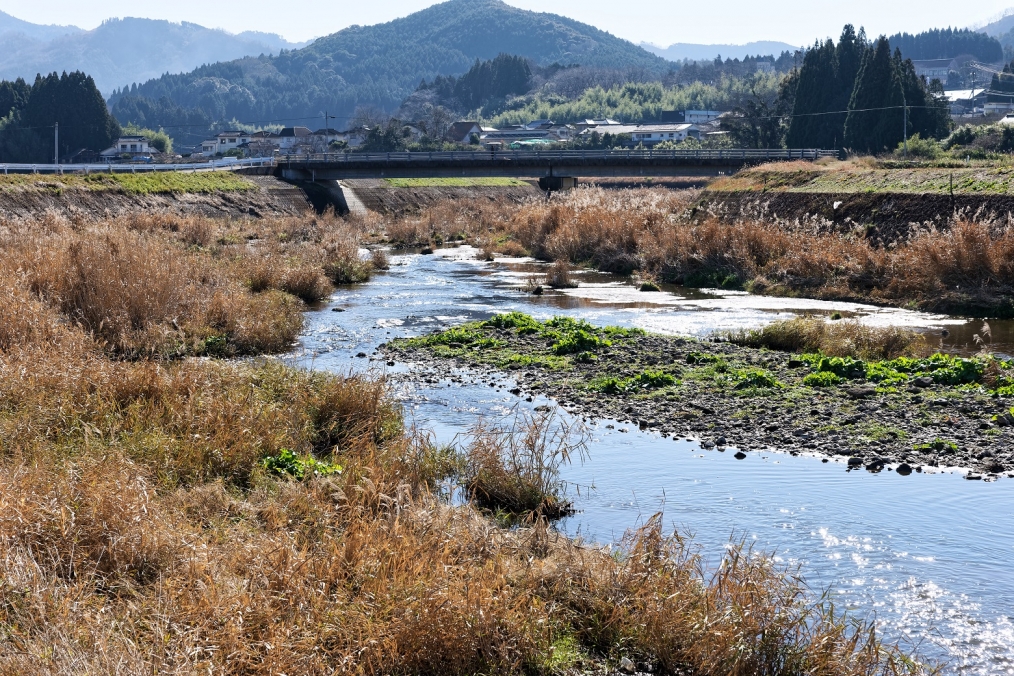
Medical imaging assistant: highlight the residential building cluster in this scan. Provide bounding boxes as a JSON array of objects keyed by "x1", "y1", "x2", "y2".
[{"x1": 94, "y1": 110, "x2": 727, "y2": 162}]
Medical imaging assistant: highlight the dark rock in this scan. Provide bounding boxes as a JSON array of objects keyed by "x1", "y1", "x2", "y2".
[
  {"x1": 788, "y1": 359, "x2": 806, "y2": 369},
  {"x1": 847, "y1": 386, "x2": 876, "y2": 399},
  {"x1": 847, "y1": 457, "x2": 863, "y2": 467},
  {"x1": 913, "y1": 376, "x2": 934, "y2": 388},
  {"x1": 715, "y1": 436, "x2": 727, "y2": 445},
  {"x1": 734, "y1": 450, "x2": 747, "y2": 459},
  {"x1": 356, "y1": 352, "x2": 367, "y2": 358},
  {"x1": 510, "y1": 388, "x2": 522, "y2": 396},
  {"x1": 331, "y1": 307, "x2": 345, "y2": 312},
  {"x1": 965, "y1": 473, "x2": 983, "y2": 480},
  {"x1": 866, "y1": 458, "x2": 886, "y2": 472},
  {"x1": 420, "y1": 247, "x2": 434, "y2": 255},
  {"x1": 896, "y1": 462, "x2": 913, "y2": 476},
  {"x1": 386, "y1": 360, "x2": 396, "y2": 367}
]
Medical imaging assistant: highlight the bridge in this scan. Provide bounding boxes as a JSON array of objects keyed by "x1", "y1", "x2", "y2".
[{"x1": 274, "y1": 149, "x2": 839, "y2": 183}]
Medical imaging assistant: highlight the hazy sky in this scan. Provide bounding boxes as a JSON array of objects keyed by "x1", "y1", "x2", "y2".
[{"x1": 2, "y1": 0, "x2": 1011, "y2": 47}]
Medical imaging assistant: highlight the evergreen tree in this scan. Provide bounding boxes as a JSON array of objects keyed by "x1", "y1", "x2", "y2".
[
  {"x1": 21, "y1": 72, "x2": 120, "y2": 159},
  {"x1": 785, "y1": 39, "x2": 837, "y2": 148},
  {"x1": 0, "y1": 77, "x2": 30, "y2": 119},
  {"x1": 830, "y1": 25, "x2": 868, "y2": 147},
  {"x1": 844, "y1": 37, "x2": 906, "y2": 153},
  {"x1": 0, "y1": 71, "x2": 120, "y2": 162}
]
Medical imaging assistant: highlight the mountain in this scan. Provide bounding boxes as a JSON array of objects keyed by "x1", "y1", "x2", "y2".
[
  {"x1": 642, "y1": 41, "x2": 798, "y2": 62},
  {"x1": 0, "y1": 10, "x2": 80, "y2": 42},
  {"x1": 977, "y1": 11, "x2": 1014, "y2": 37},
  {"x1": 110, "y1": 0, "x2": 670, "y2": 129},
  {"x1": 0, "y1": 15, "x2": 305, "y2": 94}
]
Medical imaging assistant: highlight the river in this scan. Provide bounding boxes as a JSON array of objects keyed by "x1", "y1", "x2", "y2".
[{"x1": 287, "y1": 245, "x2": 1014, "y2": 674}]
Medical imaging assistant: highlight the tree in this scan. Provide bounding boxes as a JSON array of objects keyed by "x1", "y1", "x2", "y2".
[
  {"x1": 722, "y1": 76, "x2": 790, "y2": 148},
  {"x1": 0, "y1": 72, "x2": 120, "y2": 162},
  {"x1": 785, "y1": 39, "x2": 838, "y2": 148},
  {"x1": 21, "y1": 72, "x2": 120, "y2": 159},
  {"x1": 0, "y1": 77, "x2": 30, "y2": 119},
  {"x1": 844, "y1": 37, "x2": 906, "y2": 153}
]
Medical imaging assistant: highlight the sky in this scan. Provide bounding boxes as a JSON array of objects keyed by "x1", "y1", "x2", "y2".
[{"x1": 2, "y1": 0, "x2": 1012, "y2": 48}]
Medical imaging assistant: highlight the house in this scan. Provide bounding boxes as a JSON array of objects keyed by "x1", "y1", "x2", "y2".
[
  {"x1": 445, "y1": 121, "x2": 483, "y2": 144},
  {"x1": 200, "y1": 139, "x2": 219, "y2": 157},
  {"x1": 999, "y1": 113, "x2": 1014, "y2": 126},
  {"x1": 524, "y1": 119, "x2": 554, "y2": 130},
  {"x1": 628, "y1": 123, "x2": 697, "y2": 145},
  {"x1": 215, "y1": 130, "x2": 252, "y2": 151},
  {"x1": 944, "y1": 88, "x2": 987, "y2": 116},
  {"x1": 276, "y1": 126, "x2": 313, "y2": 151},
  {"x1": 684, "y1": 110, "x2": 723, "y2": 124},
  {"x1": 100, "y1": 135, "x2": 152, "y2": 159}
]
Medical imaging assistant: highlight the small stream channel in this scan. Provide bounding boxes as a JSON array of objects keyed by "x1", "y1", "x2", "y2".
[{"x1": 286, "y1": 246, "x2": 1014, "y2": 674}]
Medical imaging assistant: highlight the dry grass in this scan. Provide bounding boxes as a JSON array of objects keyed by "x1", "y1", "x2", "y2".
[
  {"x1": 464, "y1": 410, "x2": 587, "y2": 519},
  {"x1": 727, "y1": 317, "x2": 930, "y2": 360},
  {"x1": 545, "y1": 259, "x2": 578, "y2": 289},
  {"x1": 383, "y1": 186, "x2": 1014, "y2": 315},
  {"x1": 0, "y1": 210, "x2": 377, "y2": 356},
  {"x1": 0, "y1": 206, "x2": 932, "y2": 674}
]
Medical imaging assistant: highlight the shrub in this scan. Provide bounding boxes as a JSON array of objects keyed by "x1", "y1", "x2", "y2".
[
  {"x1": 545, "y1": 259, "x2": 578, "y2": 288},
  {"x1": 261, "y1": 448, "x2": 343, "y2": 480},
  {"x1": 552, "y1": 329, "x2": 610, "y2": 355},
  {"x1": 803, "y1": 371, "x2": 843, "y2": 387}
]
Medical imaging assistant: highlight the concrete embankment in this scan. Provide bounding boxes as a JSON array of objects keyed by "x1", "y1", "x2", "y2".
[{"x1": 338, "y1": 179, "x2": 540, "y2": 215}]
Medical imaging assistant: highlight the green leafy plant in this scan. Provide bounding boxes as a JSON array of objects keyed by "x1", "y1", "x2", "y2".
[
  {"x1": 261, "y1": 448, "x2": 343, "y2": 480},
  {"x1": 552, "y1": 329, "x2": 610, "y2": 355},
  {"x1": 803, "y1": 371, "x2": 843, "y2": 387},
  {"x1": 733, "y1": 368, "x2": 780, "y2": 389}
]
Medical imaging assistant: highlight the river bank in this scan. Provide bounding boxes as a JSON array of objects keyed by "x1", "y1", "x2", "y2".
[{"x1": 383, "y1": 312, "x2": 1014, "y2": 478}]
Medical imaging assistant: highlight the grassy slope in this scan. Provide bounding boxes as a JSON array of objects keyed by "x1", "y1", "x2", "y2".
[
  {"x1": 711, "y1": 161, "x2": 1014, "y2": 195},
  {"x1": 0, "y1": 172, "x2": 256, "y2": 194}
]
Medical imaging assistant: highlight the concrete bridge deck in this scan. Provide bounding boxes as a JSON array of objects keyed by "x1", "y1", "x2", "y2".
[{"x1": 275, "y1": 149, "x2": 839, "y2": 181}]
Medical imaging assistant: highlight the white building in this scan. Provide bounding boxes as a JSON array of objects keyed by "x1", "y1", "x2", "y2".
[
  {"x1": 100, "y1": 135, "x2": 152, "y2": 158},
  {"x1": 629, "y1": 123, "x2": 698, "y2": 145}
]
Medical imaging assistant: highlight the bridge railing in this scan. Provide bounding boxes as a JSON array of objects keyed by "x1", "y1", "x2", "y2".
[
  {"x1": 0, "y1": 157, "x2": 274, "y2": 175},
  {"x1": 279, "y1": 148, "x2": 839, "y2": 163}
]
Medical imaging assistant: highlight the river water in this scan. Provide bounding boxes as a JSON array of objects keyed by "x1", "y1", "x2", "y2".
[{"x1": 288, "y1": 246, "x2": 1014, "y2": 674}]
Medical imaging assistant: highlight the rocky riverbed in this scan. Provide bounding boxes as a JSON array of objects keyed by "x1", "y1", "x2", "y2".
[{"x1": 381, "y1": 313, "x2": 1014, "y2": 479}]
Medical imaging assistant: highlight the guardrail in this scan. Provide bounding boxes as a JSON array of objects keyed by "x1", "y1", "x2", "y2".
[
  {"x1": 279, "y1": 148, "x2": 839, "y2": 163},
  {"x1": 0, "y1": 157, "x2": 274, "y2": 175}
]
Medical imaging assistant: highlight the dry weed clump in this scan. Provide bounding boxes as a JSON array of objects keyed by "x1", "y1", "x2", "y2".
[
  {"x1": 545, "y1": 259, "x2": 578, "y2": 289},
  {"x1": 464, "y1": 411, "x2": 586, "y2": 519},
  {"x1": 727, "y1": 317, "x2": 930, "y2": 360},
  {"x1": 0, "y1": 205, "x2": 930, "y2": 674}
]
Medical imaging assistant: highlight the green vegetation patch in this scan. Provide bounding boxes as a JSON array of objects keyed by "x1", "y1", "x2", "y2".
[
  {"x1": 0, "y1": 172, "x2": 256, "y2": 195},
  {"x1": 592, "y1": 369, "x2": 677, "y2": 395},
  {"x1": 261, "y1": 448, "x2": 343, "y2": 480},
  {"x1": 714, "y1": 165, "x2": 1014, "y2": 196},
  {"x1": 383, "y1": 177, "x2": 529, "y2": 188}
]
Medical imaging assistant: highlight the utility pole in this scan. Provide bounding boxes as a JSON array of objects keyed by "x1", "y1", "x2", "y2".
[
  {"x1": 902, "y1": 94, "x2": 908, "y2": 159},
  {"x1": 54, "y1": 122, "x2": 58, "y2": 166},
  {"x1": 323, "y1": 110, "x2": 335, "y2": 150}
]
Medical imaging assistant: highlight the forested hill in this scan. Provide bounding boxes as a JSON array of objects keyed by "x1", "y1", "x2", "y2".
[{"x1": 109, "y1": 0, "x2": 669, "y2": 128}]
